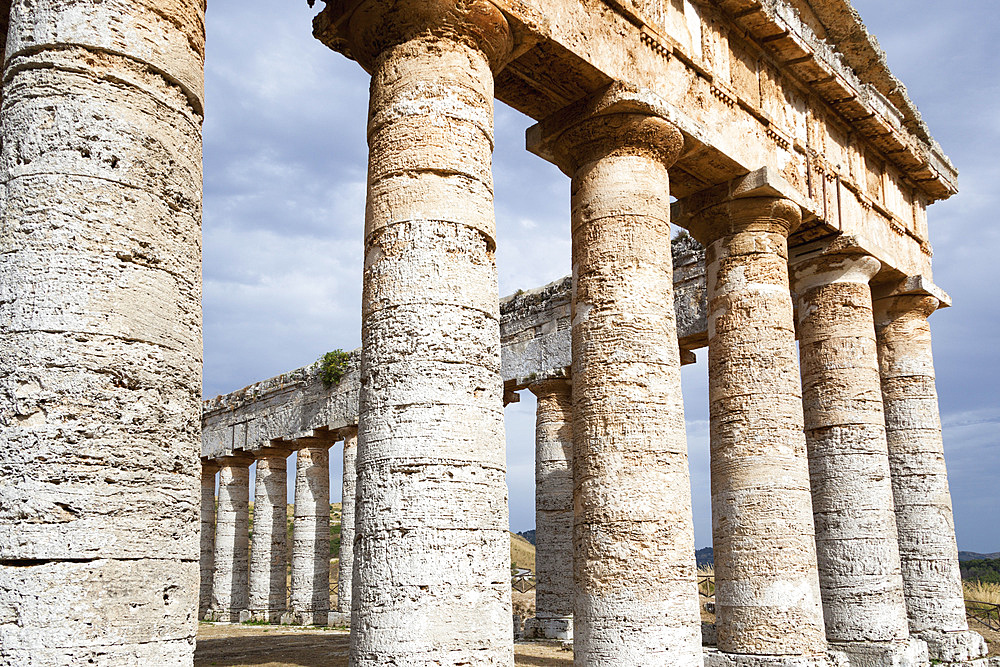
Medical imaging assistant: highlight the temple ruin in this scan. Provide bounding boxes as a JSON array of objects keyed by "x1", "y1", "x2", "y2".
[{"x1": 0, "y1": 0, "x2": 994, "y2": 665}]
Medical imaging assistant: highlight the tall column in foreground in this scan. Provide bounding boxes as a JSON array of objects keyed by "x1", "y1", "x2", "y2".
[
  {"x1": 524, "y1": 379, "x2": 574, "y2": 641},
  {"x1": 530, "y1": 89, "x2": 702, "y2": 665},
  {"x1": 211, "y1": 454, "x2": 253, "y2": 622},
  {"x1": 791, "y1": 244, "x2": 922, "y2": 664},
  {"x1": 200, "y1": 459, "x2": 220, "y2": 621},
  {"x1": 0, "y1": 0, "x2": 205, "y2": 662},
  {"x1": 249, "y1": 448, "x2": 290, "y2": 623},
  {"x1": 317, "y1": 1, "x2": 514, "y2": 663},
  {"x1": 291, "y1": 441, "x2": 331, "y2": 626},
  {"x1": 874, "y1": 290, "x2": 988, "y2": 664},
  {"x1": 689, "y1": 194, "x2": 828, "y2": 665},
  {"x1": 337, "y1": 427, "x2": 358, "y2": 617}
]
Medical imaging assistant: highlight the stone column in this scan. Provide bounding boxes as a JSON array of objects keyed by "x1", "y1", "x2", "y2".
[
  {"x1": 791, "y1": 244, "x2": 923, "y2": 664},
  {"x1": 200, "y1": 459, "x2": 220, "y2": 621},
  {"x1": 291, "y1": 441, "x2": 331, "y2": 626},
  {"x1": 874, "y1": 291, "x2": 988, "y2": 664},
  {"x1": 689, "y1": 195, "x2": 828, "y2": 665},
  {"x1": 337, "y1": 427, "x2": 358, "y2": 618},
  {"x1": 530, "y1": 89, "x2": 702, "y2": 665},
  {"x1": 0, "y1": 0, "x2": 205, "y2": 662},
  {"x1": 249, "y1": 448, "x2": 290, "y2": 623},
  {"x1": 524, "y1": 379, "x2": 574, "y2": 641},
  {"x1": 317, "y1": 1, "x2": 514, "y2": 663},
  {"x1": 211, "y1": 454, "x2": 253, "y2": 623}
]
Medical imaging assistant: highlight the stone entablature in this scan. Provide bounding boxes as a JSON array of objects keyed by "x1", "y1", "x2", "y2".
[
  {"x1": 318, "y1": 0, "x2": 954, "y2": 287},
  {"x1": 202, "y1": 238, "x2": 708, "y2": 459}
]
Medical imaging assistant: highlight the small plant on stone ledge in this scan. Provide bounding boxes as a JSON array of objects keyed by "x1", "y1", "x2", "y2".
[{"x1": 319, "y1": 349, "x2": 350, "y2": 388}]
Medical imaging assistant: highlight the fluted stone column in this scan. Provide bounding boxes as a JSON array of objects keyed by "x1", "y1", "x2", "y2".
[
  {"x1": 211, "y1": 454, "x2": 253, "y2": 623},
  {"x1": 524, "y1": 379, "x2": 574, "y2": 641},
  {"x1": 791, "y1": 246, "x2": 924, "y2": 665},
  {"x1": 0, "y1": 0, "x2": 205, "y2": 662},
  {"x1": 874, "y1": 291, "x2": 988, "y2": 664},
  {"x1": 689, "y1": 195, "x2": 828, "y2": 665},
  {"x1": 317, "y1": 1, "x2": 514, "y2": 663},
  {"x1": 532, "y1": 92, "x2": 701, "y2": 665},
  {"x1": 337, "y1": 428, "x2": 358, "y2": 618},
  {"x1": 291, "y1": 442, "x2": 331, "y2": 626},
  {"x1": 200, "y1": 459, "x2": 220, "y2": 621},
  {"x1": 249, "y1": 448, "x2": 290, "y2": 623}
]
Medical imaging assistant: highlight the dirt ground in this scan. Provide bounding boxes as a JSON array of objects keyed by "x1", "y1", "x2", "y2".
[
  {"x1": 196, "y1": 610, "x2": 998, "y2": 666},
  {"x1": 195, "y1": 623, "x2": 572, "y2": 667}
]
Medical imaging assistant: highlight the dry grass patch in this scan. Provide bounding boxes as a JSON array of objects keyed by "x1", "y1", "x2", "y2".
[{"x1": 965, "y1": 580, "x2": 1000, "y2": 605}]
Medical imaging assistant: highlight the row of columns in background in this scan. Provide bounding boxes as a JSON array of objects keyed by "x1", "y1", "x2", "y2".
[
  {"x1": 199, "y1": 428, "x2": 358, "y2": 626},
  {"x1": 318, "y1": 0, "x2": 984, "y2": 665},
  {"x1": 516, "y1": 254, "x2": 983, "y2": 666}
]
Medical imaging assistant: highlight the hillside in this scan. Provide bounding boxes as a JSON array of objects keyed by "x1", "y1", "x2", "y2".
[
  {"x1": 510, "y1": 532, "x2": 536, "y2": 573},
  {"x1": 960, "y1": 551, "x2": 1000, "y2": 562}
]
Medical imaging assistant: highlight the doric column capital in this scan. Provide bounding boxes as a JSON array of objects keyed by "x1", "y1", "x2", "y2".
[
  {"x1": 687, "y1": 195, "x2": 801, "y2": 246},
  {"x1": 789, "y1": 236, "x2": 881, "y2": 295},
  {"x1": 873, "y1": 293, "x2": 941, "y2": 327},
  {"x1": 527, "y1": 83, "x2": 683, "y2": 176},
  {"x1": 200, "y1": 457, "x2": 220, "y2": 474},
  {"x1": 252, "y1": 446, "x2": 292, "y2": 461},
  {"x1": 315, "y1": 0, "x2": 513, "y2": 73},
  {"x1": 218, "y1": 452, "x2": 255, "y2": 468},
  {"x1": 527, "y1": 378, "x2": 571, "y2": 400}
]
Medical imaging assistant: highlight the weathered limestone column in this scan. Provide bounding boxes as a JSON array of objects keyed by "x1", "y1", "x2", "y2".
[
  {"x1": 211, "y1": 454, "x2": 254, "y2": 623},
  {"x1": 791, "y1": 243, "x2": 923, "y2": 664},
  {"x1": 874, "y1": 289, "x2": 988, "y2": 664},
  {"x1": 249, "y1": 448, "x2": 290, "y2": 623},
  {"x1": 291, "y1": 441, "x2": 331, "y2": 626},
  {"x1": 0, "y1": 0, "x2": 205, "y2": 662},
  {"x1": 315, "y1": 1, "x2": 514, "y2": 663},
  {"x1": 337, "y1": 427, "x2": 358, "y2": 618},
  {"x1": 529, "y1": 87, "x2": 702, "y2": 665},
  {"x1": 523, "y1": 379, "x2": 574, "y2": 641},
  {"x1": 688, "y1": 192, "x2": 828, "y2": 665},
  {"x1": 200, "y1": 459, "x2": 220, "y2": 621}
]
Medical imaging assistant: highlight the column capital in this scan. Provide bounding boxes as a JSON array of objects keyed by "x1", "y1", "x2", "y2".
[
  {"x1": 674, "y1": 167, "x2": 805, "y2": 245},
  {"x1": 200, "y1": 457, "x2": 220, "y2": 474},
  {"x1": 314, "y1": 0, "x2": 513, "y2": 73},
  {"x1": 217, "y1": 452, "x2": 255, "y2": 468},
  {"x1": 526, "y1": 378, "x2": 571, "y2": 399},
  {"x1": 789, "y1": 235, "x2": 881, "y2": 295},
  {"x1": 252, "y1": 446, "x2": 293, "y2": 461},
  {"x1": 527, "y1": 83, "x2": 683, "y2": 176},
  {"x1": 872, "y1": 274, "x2": 951, "y2": 310}
]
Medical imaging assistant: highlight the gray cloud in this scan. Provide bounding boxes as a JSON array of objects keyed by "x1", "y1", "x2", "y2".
[{"x1": 203, "y1": 0, "x2": 999, "y2": 549}]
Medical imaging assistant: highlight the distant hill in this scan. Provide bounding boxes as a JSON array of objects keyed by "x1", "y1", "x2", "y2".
[
  {"x1": 696, "y1": 547, "x2": 714, "y2": 567},
  {"x1": 959, "y1": 551, "x2": 1000, "y2": 562},
  {"x1": 517, "y1": 529, "x2": 536, "y2": 546}
]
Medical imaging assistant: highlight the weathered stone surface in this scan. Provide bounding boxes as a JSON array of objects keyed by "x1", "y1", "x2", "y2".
[
  {"x1": 690, "y1": 196, "x2": 827, "y2": 662},
  {"x1": 541, "y1": 93, "x2": 701, "y2": 665},
  {"x1": 873, "y1": 293, "x2": 986, "y2": 662},
  {"x1": 791, "y1": 243, "x2": 910, "y2": 646},
  {"x1": 210, "y1": 456, "x2": 252, "y2": 623},
  {"x1": 200, "y1": 459, "x2": 219, "y2": 621},
  {"x1": 524, "y1": 380, "x2": 573, "y2": 641},
  {"x1": 337, "y1": 428, "x2": 358, "y2": 616},
  {"x1": 291, "y1": 443, "x2": 331, "y2": 627},
  {"x1": 249, "y1": 449, "x2": 290, "y2": 622},
  {"x1": 317, "y1": 0, "x2": 518, "y2": 663},
  {"x1": 0, "y1": 0, "x2": 205, "y2": 659}
]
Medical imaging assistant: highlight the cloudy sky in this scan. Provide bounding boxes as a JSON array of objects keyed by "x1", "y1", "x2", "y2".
[{"x1": 202, "y1": 1, "x2": 999, "y2": 551}]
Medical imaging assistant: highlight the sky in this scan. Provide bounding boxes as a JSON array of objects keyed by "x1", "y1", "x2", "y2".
[{"x1": 201, "y1": 1, "x2": 1000, "y2": 551}]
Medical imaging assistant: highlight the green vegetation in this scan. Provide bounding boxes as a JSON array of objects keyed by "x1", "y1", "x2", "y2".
[
  {"x1": 318, "y1": 349, "x2": 350, "y2": 388},
  {"x1": 961, "y1": 559, "x2": 1000, "y2": 584}
]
